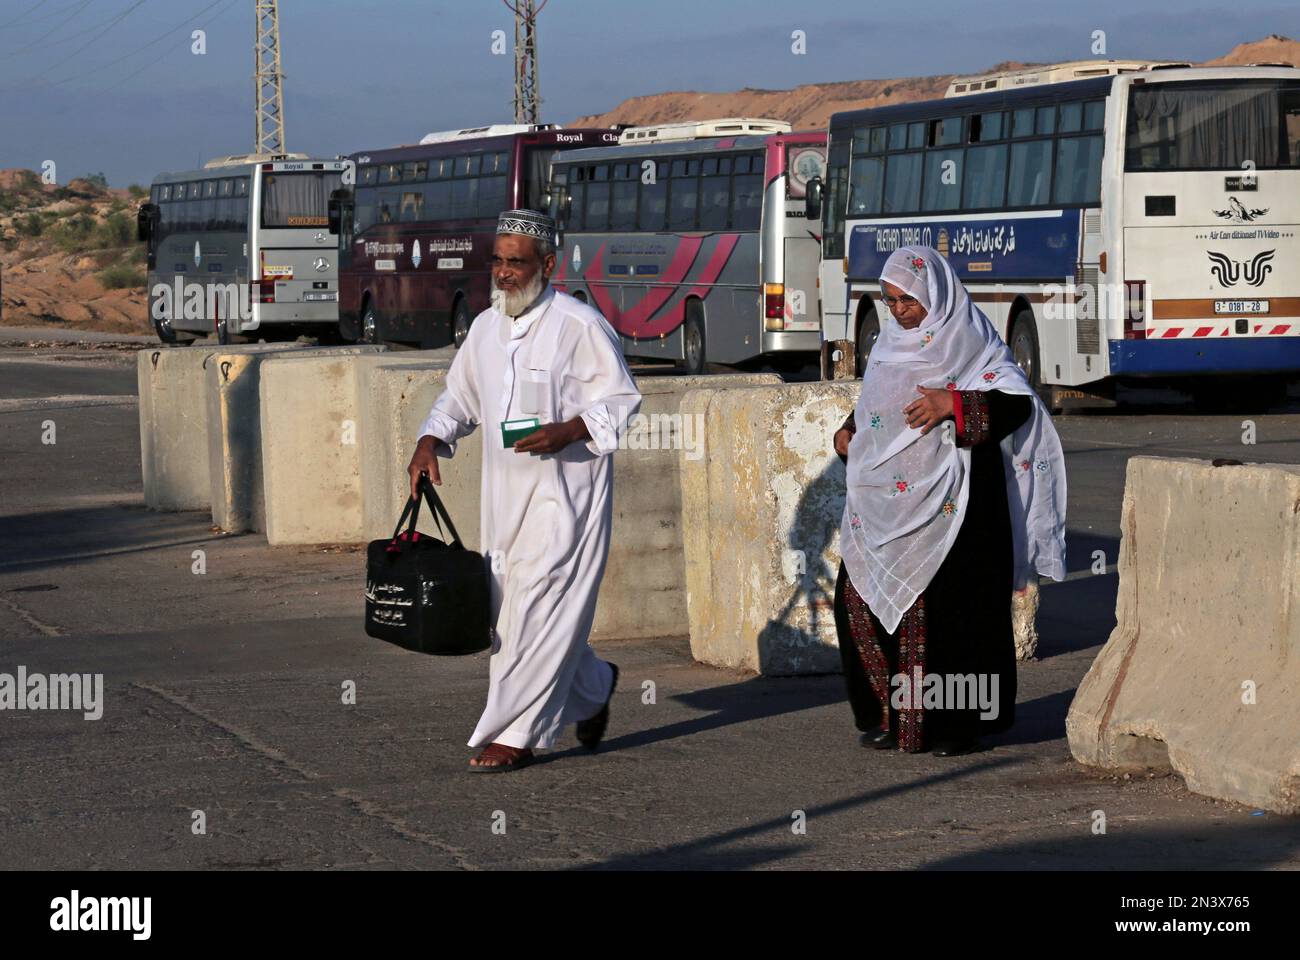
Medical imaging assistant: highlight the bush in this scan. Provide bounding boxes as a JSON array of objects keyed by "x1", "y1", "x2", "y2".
[
  {"x1": 98, "y1": 263, "x2": 146, "y2": 289},
  {"x1": 17, "y1": 213, "x2": 44, "y2": 237},
  {"x1": 84, "y1": 172, "x2": 109, "y2": 189},
  {"x1": 101, "y1": 211, "x2": 133, "y2": 246},
  {"x1": 127, "y1": 184, "x2": 147, "y2": 199}
]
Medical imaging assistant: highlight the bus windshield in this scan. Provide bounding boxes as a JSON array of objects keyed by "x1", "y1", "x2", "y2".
[
  {"x1": 261, "y1": 170, "x2": 343, "y2": 228},
  {"x1": 1125, "y1": 79, "x2": 1300, "y2": 170}
]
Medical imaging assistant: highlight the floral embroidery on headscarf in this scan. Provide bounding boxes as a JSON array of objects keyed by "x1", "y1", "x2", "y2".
[
  {"x1": 942, "y1": 500, "x2": 958, "y2": 516},
  {"x1": 850, "y1": 513, "x2": 863, "y2": 530},
  {"x1": 921, "y1": 332, "x2": 933, "y2": 347},
  {"x1": 982, "y1": 371, "x2": 997, "y2": 382},
  {"x1": 890, "y1": 475, "x2": 910, "y2": 496},
  {"x1": 869, "y1": 411, "x2": 883, "y2": 429}
]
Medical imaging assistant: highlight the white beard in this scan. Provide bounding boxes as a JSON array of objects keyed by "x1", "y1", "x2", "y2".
[{"x1": 491, "y1": 273, "x2": 546, "y2": 318}]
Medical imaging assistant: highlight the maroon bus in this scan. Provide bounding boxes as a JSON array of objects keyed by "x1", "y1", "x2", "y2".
[{"x1": 336, "y1": 124, "x2": 620, "y2": 347}]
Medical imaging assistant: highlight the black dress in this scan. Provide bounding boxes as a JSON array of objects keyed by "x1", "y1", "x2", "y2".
[{"x1": 833, "y1": 389, "x2": 1032, "y2": 752}]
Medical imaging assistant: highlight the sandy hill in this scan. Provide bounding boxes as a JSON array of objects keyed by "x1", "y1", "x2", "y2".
[
  {"x1": 0, "y1": 170, "x2": 146, "y2": 333},
  {"x1": 572, "y1": 36, "x2": 1298, "y2": 130}
]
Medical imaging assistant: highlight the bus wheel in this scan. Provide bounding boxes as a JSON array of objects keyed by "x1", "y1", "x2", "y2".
[
  {"x1": 360, "y1": 301, "x2": 379, "y2": 344},
  {"x1": 1010, "y1": 311, "x2": 1051, "y2": 407},
  {"x1": 855, "y1": 309, "x2": 880, "y2": 376},
  {"x1": 452, "y1": 299, "x2": 472, "y2": 349},
  {"x1": 677, "y1": 307, "x2": 706, "y2": 376}
]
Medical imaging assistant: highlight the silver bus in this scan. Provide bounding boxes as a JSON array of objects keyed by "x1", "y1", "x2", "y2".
[
  {"x1": 137, "y1": 154, "x2": 351, "y2": 344},
  {"x1": 546, "y1": 118, "x2": 827, "y2": 373}
]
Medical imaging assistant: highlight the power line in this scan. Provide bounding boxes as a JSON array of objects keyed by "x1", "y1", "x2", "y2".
[
  {"x1": 20, "y1": 0, "x2": 95, "y2": 47},
  {"x1": 25, "y1": 0, "x2": 148, "y2": 82},
  {"x1": 4, "y1": 0, "x2": 143, "y2": 56},
  {"x1": 0, "y1": 0, "x2": 57, "y2": 30},
  {"x1": 35, "y1": 0, "x2": 232, "y2": 90}
]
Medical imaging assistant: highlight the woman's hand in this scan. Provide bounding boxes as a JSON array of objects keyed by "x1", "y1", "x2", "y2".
[
  {"x1": 834, "y1": 427, "x2": 853, "y2": 458},
  {"x1": 903, "y1": 385, "x2": 954, "y2": 435}
]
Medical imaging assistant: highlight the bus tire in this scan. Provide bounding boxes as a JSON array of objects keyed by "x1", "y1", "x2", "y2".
[
  {"x1": 676, "y1": 305, "x2": 706, "y2": 376},
  {"x1": 1009, "y1": 311, "x2": 1052, "y2": 409},
  {"x1": 452, "y1": 298, "x2": 472, "y2": 349},
  {"x1": 855, "y1": 306, "x2": 880, "y2": 377},
  {"x1": 360, "y1": 299, "x2": 379, "y2": 345}
]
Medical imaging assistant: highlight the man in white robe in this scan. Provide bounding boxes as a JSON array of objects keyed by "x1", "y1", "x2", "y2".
[{"x1": 407, "y1": 209, "x2": 641, "y2": 772}]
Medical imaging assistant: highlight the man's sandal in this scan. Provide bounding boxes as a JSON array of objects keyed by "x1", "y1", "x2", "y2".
[
  {"x1": 468, "y1": 743, "x2": 534, "y2": 773},
  {"x1": 576, "y1": 663, "x2": 619, "y2": 751}
]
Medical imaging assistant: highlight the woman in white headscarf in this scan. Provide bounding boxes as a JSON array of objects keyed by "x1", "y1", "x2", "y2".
[{"x1": 832, "y1": 245, "x2": 1066, "y2": 756}]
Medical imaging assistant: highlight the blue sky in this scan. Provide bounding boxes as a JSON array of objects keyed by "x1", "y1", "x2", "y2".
[{"x1": 1, "y1": 0, "x2": 1297, "y2": 186}]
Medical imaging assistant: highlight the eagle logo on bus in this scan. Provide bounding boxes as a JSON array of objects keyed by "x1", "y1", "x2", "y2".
[
  {"x1": 1213, "y1": 197, "x2": 1269, "y2": 223},
  {"x1": 1208, "y1": 249, "x2": 1274, "y2": 288}
]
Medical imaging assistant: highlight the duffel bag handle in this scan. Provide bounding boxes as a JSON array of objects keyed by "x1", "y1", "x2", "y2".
[{"x1": 388, "y1": 477, "x2": 463, "y2": 549}]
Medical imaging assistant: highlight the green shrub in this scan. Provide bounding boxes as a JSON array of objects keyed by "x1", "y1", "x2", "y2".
[
  {"x1": 17, "y1": 213, "x2": 44, "y2": 237},
  {"x1": 98, "y1": 263, "x2": 146, "y2": 289},
  {"x1": 127, "y1": 184, "x2": 147, "y2": 199}
]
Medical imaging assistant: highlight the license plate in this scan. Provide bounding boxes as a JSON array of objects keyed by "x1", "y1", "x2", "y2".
[
  {"x1": 1213, "y1": 299, "x2": 1268, "y2": 315},
  {"x1": 303, "y1": 292, "x2": 337, "y2": 302}
]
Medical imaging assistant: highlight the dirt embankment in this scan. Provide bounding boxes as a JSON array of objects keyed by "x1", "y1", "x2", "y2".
[
  {"x1": 0, "y1": 170, "x2": 149, "y2": 334},
  {"x1": 571, "y1": 36, "x2": 1299, "y2": 130}
]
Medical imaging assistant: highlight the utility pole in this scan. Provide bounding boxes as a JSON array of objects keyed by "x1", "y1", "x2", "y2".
[
  {"x1": 254, "y1": 0, "x2": 287, "y2": 154},
  {"x1": 503, "y1": 0, "x2": 546, "y2": 124}
]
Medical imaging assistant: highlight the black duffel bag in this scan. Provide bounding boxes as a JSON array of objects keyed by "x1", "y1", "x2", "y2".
[{"x1": 364, "y1": 477, "x2": 491, "y2": 654}]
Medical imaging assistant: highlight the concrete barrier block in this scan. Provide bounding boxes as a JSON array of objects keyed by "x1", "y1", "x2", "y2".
[
  {"x1": 138, "y1": 342, "x2": 303, "y2": 512},
  {"x1": 596, "y1": 373, "x2": 781, "y2": 641},
  {"x1": 680, "y1": 382, "x2": 859, "y2": 674},
  {"x1": 359, "y1": 364, "x2": 481, "y2": 549},
  {"x1": 260, "y1": 350, "x2": 439, "y2": 545},
  {"x1": 207, "y1": 346, "x2": 390, "y2": 534},
  {"x1": 1066, "y1": 456, "x2": 1300, "y2": 814}
]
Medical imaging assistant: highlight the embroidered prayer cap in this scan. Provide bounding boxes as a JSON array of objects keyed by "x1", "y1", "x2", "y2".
[{"x1": 497, "y1": 208, "x2": 557, "y2": 245}]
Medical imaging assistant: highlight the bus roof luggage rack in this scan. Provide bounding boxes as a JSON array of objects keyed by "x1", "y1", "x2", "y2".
[
  {"x1": 204, "y1": 152, "x2": 308, "y2": 168},
  {"x1": 944, "y1": 59, "x2": 1191, "y2": 97},
  {"x1": 418, "y1": 124, "x2": 557, "y2": 144},
  {"x1": 618, "y1": 117, "x2": 792, "y2": 145}
]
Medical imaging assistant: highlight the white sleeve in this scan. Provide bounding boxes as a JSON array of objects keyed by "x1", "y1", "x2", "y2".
[
  {"x1": 418, "y1": 334, "x2": 481, "y2": 458},
  {"x1": 566, "y1": 317, "x2": 641, "y2": 456}
]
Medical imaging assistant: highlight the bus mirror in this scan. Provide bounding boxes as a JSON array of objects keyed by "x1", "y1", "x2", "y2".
[
  {"x1": 136, "y1": 203, "x2": 158, "y2": 243},
  {"x1": 805, "y1": 177, "x2": 823, "y2": 221},
  {"x1": 328, "y1": 196, "x2": 343, "y2": 235}
]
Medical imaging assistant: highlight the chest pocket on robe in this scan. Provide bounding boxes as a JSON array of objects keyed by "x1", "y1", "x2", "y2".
[{"x1": 518, "y1": 367, "x2": 554, "y2": 423}]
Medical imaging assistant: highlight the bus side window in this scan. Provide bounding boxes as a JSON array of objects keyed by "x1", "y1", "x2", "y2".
[
  {"x1": 1053, "y1": 135, "x2": 1103, "y2": 205},
  {"x1": 451, "y1": 176, "x2": 478, "y2": 219},
  {"x1": 730, "y1": 154, "x2": 762, "y2": 231},
  {"x1": 962, "y1": 143, "x2": 1008, "y2": 209},
  {"x1": 585, "y1": 164, "x2": 611, "y2": 232},
  {"x1": 922, "y1": 147, "x2": 963, "y2": 211},
  {"x1": 610, "y1": 162, "x2": 637, "y2": 231},
  {"x1": 202, "y1": 180, "x2": 218, "y2": 230},
  {"x1": 355, "y1": 186, "x2": 377, "y2": 233},
  {"x1": 399, "y1": 189, "x2": 424, "y2": 222},
  {"x1": 1008, "y1": 140, "x2": 1053, "y2": 206},
  {"x1": 377, "y1": 187, "x2": 399, "y2": 224},
  {"x1": 235, "y1": 177, "x2": 250, "y2": 232},
  {"x1": 478, "y1": 173, "x2": 508, "y2": 219},
  {"x1": 424, "y1": 179, "x2": 450, "y2": 220},
  {"x1": 849, "y1": 154, "x2": 884, "y2": 215},
  {"x1": 883, "y1": 153, "x2": 922, "y2": 213},
  {"x1": 667, "y1": 158, "x2": 699, "y2": 232},
  {"x1": 698, "y1": 156, "x2": 729, "y2": 231},
  {"x1": 638, "y1": 161, "x2": 668, "y2": 231},
  {"x1": 568, "y1": 174, "x2": 586, "y2": 232}
]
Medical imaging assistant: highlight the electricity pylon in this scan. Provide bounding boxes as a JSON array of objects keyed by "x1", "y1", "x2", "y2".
[
  {"x1": 254, "y1": 0, "x2": 286, "y2": 154},
  {"x1": 503, "y1": 0, "x2": 546, "y2": 124}
]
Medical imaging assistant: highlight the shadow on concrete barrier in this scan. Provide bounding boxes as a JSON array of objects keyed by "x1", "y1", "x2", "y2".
[
  {"x1": 258, "y1": 350, "x2": 442, "y2": 545},
  {"x1": 681, "y1": 382, "x2": 859, "y2": 675},
  {"x1": 1066, "y1": 455, "x2": 1300, "y2": 814},
  {"x1": 138, "y1": 342, "x2": 305, "y2": 512},
  {"x1": 207, "y1": 346, "x2": 391, "y2": 533}
]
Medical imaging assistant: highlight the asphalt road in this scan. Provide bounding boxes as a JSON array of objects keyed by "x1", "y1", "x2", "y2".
[{"x1": 2, "y1": 344, "x2": 1299, "y2": 870}]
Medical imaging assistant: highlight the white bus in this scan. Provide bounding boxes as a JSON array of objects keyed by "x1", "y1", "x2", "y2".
[
  {"x1": 944, "y1": 59, "x2": 1192, "y2": 99},
  {"x1": 138, "y1": 154, "x2": 351, "y2": 344},
  {"x1": 811, "y1": 65, "x2": 1300, "y2": 410}
]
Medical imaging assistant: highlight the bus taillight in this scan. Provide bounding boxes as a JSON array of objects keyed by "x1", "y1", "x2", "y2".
[
  {"x1": 1124, "y1": 280, "x2": 1146, "y2": 339},
  {"x1": 255, "y1": 279, "x2": 276, "y2": 304},
  {"x1": 765, "y1": 283, "x2": 785, "y2": 329}
]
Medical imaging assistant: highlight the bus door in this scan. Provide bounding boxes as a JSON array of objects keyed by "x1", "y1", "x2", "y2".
[{"x1": 782, "y1": 143, "x2": 827, "y2": 336}]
